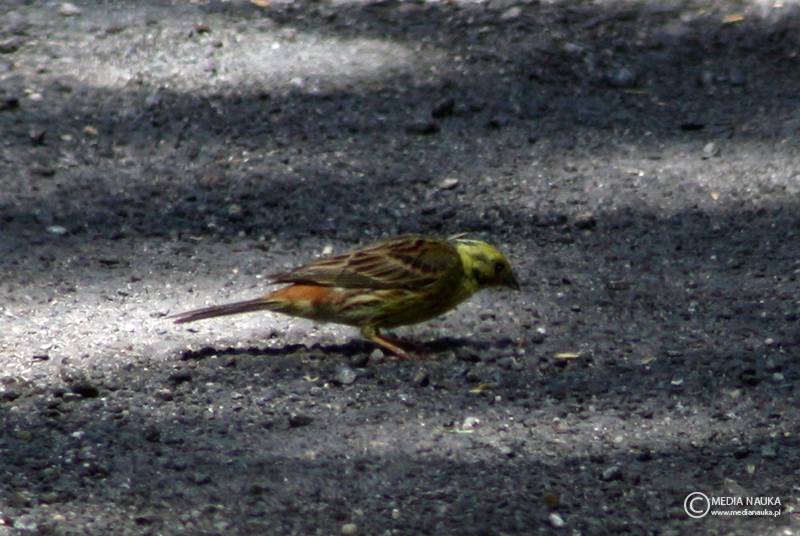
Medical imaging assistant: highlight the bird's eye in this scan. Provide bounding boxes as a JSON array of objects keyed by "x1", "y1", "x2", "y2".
[{"x1": 494, "y1": 261, "x2": 505, "y2": 275}]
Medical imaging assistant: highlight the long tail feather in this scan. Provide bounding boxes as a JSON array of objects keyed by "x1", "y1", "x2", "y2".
[{"x1": 169, "y1": 298, "x2": 270, "y2": 324}]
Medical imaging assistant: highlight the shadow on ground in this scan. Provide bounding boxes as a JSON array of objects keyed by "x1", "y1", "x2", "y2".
[
  {"x1": 0, "y1": 344, "x2": 795, "y2": 534},
  {"x1": 1, "y1": 0, "x2": 799, "y2": 248}
]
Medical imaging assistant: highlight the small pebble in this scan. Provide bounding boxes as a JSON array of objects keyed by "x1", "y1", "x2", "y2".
[
  {"x1": 548, "y1": 512, "x2": 565, "y2": 527},
  {"x1": 529, "y1": 331, "x2": 546, "y2": 344},
  {"x1": 702, "y1": 142, "x2": 721, "y2": 158},
  {"x1": 59, "y1": 2, "x2": 82, "y2": 16},
  {"x1": 1, "y1": 389, "x2": 21, "y2": 402},
  {"x1": 29, "y1": 128, "x2": 46, "y2": 145},
  {"x1": 608, "y1": 66, "x2": 637, "y2": 88},
  {"x1": 47, "y1": 225, "x2": 68, "y2": 235},
  {"x1": 464, "y1": 369, "x2": 482, "y2": 383},
  {"x1": 498, "y1": 444, "x2": 514, "y2": 457},
  {"x1": 368, "y1": 348, "x2": 385, "y2": 365},
  {"x1": 461, "y1": 416, "x2": 481, "y2": 430},
  {"x1": 500, "y1": 6, "x2": 522, "y2": 20},
  {"x1": 574, "y1": 212, "x2": 597, "y2": 230},
  {"x1": 227, "y1": 203, "x2": 243, "y2": 220},
  {"x1": 601, "y1": 465, "x2": 623, "y2": 481},
  {"x1": 413, "y1": 368, "x2": 430, "y2": 387},
  {"x1": 606, "y1": 279, "x2": 630, "y2": 291},
  {"x1": 0, "y1": 38, "x2": 21, "y2": 54},
  {"x1": 341, "y1": 523, "x2": 358, "y2": 535},
  {"x1": 398, "y1": 393, "x2": 415, "y2": 407},
  {"x1": 155, "y1": 388, "x2": 174, "y2": 401},
  {"x1": 334, "y1": 364, "x2": 357, "y2": 385},
  {"x1": 438, "y1": 177, "x2": 459, "y2": 190},
  {"x1": 62, "y1": 392, "x2": 81, "y2": 403},
  {"x1": 13, "y1": 515, "x2": 38, "y2": 531},
  {"x1": 733, "y1": 446, "x2": 750, "y2": 459}
]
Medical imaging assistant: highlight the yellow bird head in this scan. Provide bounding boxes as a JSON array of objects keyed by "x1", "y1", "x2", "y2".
[{"x1": 451, "y1": 237, "x2": 520, "y2": 291}]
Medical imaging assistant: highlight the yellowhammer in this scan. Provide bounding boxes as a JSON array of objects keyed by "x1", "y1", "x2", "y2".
[{"x1": 170, "y1": 234, "x2": 519, "y2": 359}]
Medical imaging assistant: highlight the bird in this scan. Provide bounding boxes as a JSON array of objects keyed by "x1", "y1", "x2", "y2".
[{"x1": 169, "y1": 234, "x2": 519, "y2": 359}]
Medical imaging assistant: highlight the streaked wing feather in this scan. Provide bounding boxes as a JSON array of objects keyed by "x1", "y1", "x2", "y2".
[{"x1": 269, "y1": 236, "x2": 458, "y2": 290}]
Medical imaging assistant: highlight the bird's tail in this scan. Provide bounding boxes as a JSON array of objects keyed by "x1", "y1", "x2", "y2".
[{"x1": 169, "y1": 297, "x2": 271, "y2": 324}]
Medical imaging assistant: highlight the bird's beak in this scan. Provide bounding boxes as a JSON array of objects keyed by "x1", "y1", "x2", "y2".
[{"x1": 505, "y1": 272, "x2": 520, "y2": 290}]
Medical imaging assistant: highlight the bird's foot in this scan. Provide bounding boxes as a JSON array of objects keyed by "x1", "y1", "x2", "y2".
[
  {"x1": 363, "y1": 330, "x2": 430, "y2": 361},
  {"x1": 362, "y1": 324, "x2": 439, "y2": 361}
]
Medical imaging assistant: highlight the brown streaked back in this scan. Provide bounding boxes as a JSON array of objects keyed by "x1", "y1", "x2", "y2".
[{"x1": 268, "y1": 235, "x2": 461, "y2": 290}]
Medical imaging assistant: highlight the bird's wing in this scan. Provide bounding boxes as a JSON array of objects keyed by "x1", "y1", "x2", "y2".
[{"x1": 268, "y1": 236, "x2": 460, "y2": 290}]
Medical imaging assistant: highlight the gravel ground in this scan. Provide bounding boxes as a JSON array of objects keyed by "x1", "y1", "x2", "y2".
[{"x1": 1, "y1": 0, "x2": 799, "y2": 534}]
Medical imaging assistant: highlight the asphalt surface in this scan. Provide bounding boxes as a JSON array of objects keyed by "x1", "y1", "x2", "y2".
[{"x1": 1, "y1": 0, "x2": 799, "y2": 534}]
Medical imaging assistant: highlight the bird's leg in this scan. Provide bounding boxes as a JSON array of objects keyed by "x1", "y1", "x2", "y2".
[{"x1": 360, "y1": 326, "x2": 412, "y2": 360}]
